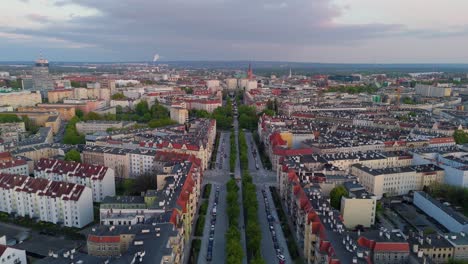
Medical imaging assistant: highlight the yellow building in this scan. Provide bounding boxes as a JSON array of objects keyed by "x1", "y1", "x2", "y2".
[
  {"x1": 0, "y1": 91, "x2": 41, "y2": 109},
  {"x1": 340, "y1": 196, "x2": 376, "y2": 228},
  {"x1": 170, "y1": 107, "x2": 188, "y2": 124}
]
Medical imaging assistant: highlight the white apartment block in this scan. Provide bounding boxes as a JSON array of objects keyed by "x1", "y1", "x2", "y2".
[
  {"x1": 0, "y1": 159, "x2": 28, "y2": 176},
  {"x1": 34, "y1": 158, "x2": 116, "y2": 202},
  {"x1": 0, "y1": 173, "x2": 93, "y2": 228},
  {"x1": 0, "y1": 239, "x2": 27, "y2": 264},
  {"x1": 129, "y1": 149, "x2": 157, "y2": 178},
  {"x1": 351, "y1": 164, "x2": 444, "y2": 199}
]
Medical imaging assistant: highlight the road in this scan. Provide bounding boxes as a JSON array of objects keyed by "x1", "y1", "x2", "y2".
[
  {"x1": 198, "y1": 131, "x2": 235, "y2": 264},
  {"x1": 244, "y1": 131, "x2": 292, "y2": 264},
  {"x1": 234, "y1": 119, "x2": 248, "y2": 264},
  {"x1": 53, "y1": 121, "x2": 68, "y2": 143}
]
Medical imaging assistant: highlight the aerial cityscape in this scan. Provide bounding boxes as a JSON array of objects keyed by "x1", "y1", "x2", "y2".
[{"x1": 0, "y1": 1, "x2": 468, "y2": 264}]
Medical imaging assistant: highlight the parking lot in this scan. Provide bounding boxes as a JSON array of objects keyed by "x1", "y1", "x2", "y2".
[{"x1": 259, "y1": 188, "x2": 288, "y2": 264}]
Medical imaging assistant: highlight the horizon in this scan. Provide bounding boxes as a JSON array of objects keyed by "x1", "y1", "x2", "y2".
[{"x1": 2, "y1": 59, "x2": 468, "y2": 65}]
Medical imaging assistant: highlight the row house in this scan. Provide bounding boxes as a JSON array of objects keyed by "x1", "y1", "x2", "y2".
[
  {"x1": 34, "y1": 158, "x2": 115, "y2": 202},
  {"x1": 0, "y1": 173, "x2": 93, "y2": 228},
  {"x1": 82, "y1": 146, "x2": 130, "y2": 179},
  {"x1": 281, "y1": 168, "x2": 410, "y2": 264},
  {"x1": 0, "y1": 159, "x2": 28, "y2": 176}
]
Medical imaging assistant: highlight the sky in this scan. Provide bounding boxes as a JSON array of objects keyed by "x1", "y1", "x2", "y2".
[{"x1": 1, "y1": 0, "x2": 468, "y2": 63}]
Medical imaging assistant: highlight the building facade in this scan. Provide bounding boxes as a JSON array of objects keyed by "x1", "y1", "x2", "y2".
[{"x1": 34, "y1": 158, "x2": 116, "y2": 202}]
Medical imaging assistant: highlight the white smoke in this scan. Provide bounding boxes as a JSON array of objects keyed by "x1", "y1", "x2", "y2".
[{"x1": 153, "y1": 54, "x2": 160, "y2": 62}]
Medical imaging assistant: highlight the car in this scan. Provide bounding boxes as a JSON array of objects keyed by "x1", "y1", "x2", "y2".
[
  {"x1": 269, "y1": 225, "x2": 274, "y2": 230},
  {"x1": 273, "y1": 241, "x2": 279, "y2": 250},
  {"x1": 277, "y1": 254, "x2": 285, "y2": 264},
  {"x1": 211, "y1": 225, "x2": 215, "y2": 231},
  {"x1": 207, "y1": 250, "x2": 213, "y2": 262}
]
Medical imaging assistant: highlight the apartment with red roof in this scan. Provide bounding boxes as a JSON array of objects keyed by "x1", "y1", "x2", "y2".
[
  {"x1": 0, "y1": 173, "x2": 93, "y2": 228},
  {"x1": 34, "y1": 158, "x2": 115, "y2": 202}
]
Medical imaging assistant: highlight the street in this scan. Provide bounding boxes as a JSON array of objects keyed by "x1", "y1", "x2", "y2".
[
  {"x1": 198, "y1": 131, "x2": 234, "y2": 264},
  {"x1": 244, "y1": 131, "x2": 292, "y2": 264}
]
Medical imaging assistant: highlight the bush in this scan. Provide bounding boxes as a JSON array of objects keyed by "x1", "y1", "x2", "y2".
[
  {"x1": 202, "y1": 184, "x2": 212, "y2": 199},
  {"x1": 194, "y1": 215, "x2": 205, "y2": 237},
  {"x1": 226, "y1": 178, "x2": 243, "y2": 263}
]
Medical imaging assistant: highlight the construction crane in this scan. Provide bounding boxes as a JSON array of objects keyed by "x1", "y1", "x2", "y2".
[{"x1": 395, "y1": 87, "x2": 402, "y2": 105}]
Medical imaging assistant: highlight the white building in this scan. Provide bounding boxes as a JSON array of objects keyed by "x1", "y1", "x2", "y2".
[
  {"x1": 0, "y1": 173, "x2": 93, "y2": 228},
  {"x1": 0, "y1": 238, "x2": 27, "y2": 264},
  {"x1": 351, "y1": 164, "x2": 444, "y2": 199},
  {"x1": 0, "y1": 159, "x2": 28, "y2": 176},
  {"x1": 34, "y1": 158, "x2": 116, "y2": 202},
  {"x1": 170, "y1": 106, "x2": 188, "y2": 125},
  {"x1": 206, "y1": 80, "x2": 220, "y2": 89},
  {"x1": 129, "y1": 149, "x2": 157, "y2": 178}
]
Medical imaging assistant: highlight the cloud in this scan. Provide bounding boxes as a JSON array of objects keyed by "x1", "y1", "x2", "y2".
[
  {"x1": 1, "y1": 0, "x2": 468, "y2": 62},
  {"x1": 0, "y1": 30, "x2": 96, "y2": 49},
  {"x1": 26, "y1": 13, "x2": 51, "y2": 23},
  {"x1": 4, "y1": 0, "x2": 403, "y2": 60}
]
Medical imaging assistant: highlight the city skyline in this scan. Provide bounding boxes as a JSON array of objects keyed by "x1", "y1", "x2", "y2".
[{"x1": 1, "y1": 0, "x2": 468, "y2": 63}]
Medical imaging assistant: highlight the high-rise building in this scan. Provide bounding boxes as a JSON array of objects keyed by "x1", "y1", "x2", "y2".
[{"x1": 32, "y1": 56, "x2": 54, "y2": 92}]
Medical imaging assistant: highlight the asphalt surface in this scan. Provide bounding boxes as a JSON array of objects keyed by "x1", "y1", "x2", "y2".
[
  {"x1": 198, "y1": 132, "x2": 233, "y2": 264},
  {"x1": 244, "y1": 132, "x2": 292, "y2": 264}
]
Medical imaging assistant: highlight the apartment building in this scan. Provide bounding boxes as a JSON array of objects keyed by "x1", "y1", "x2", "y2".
[
  {"x1": 82, "y1": 146, "x2": 130, "y2": 179},
  {"x1": 76, "y1": 120, "x2": 136, "y2": 134},
  {"x1": 140, "y1": 119, "x2": 216, "y2": 170},
  {"x1": 340, "y1": 181, "x2": 377, "y2": 229},
  {"x1": 408, "y1": 234, "x2": 455, "y2": 264},
  {"x1": 351, "y1": 164, "x2": 444, "y2": 198},
  {"x1": 34, "y1": 158, "x2": 115, "y2": 202},
  {"x1": 11, "y1": 143, "x2": 73, "y2": 162},
  {"x1": 129, "y1": 148, "x2": 157, "y2": 178},
  {"x1": 0, "y1": 122, "x2": 25, "y2": 143},
  {"x1": 47, "y1": 89, "x2": 73, "y2": 103},
  {"x1": 0, "y1": 173, "x2": 93, "y2": 228},
  {"x1": 100, "y1": 158, "x2": 202, "y2": 244},
  {"x1": 0, "y1": 242, "x2": 27, "y2": 264},
  {"x1": 0, "y1": 91, "x2": 41, "y2": 109},
  {"x1": 0, "y1": 159, "x2": 28, "y2": 175},
  {"x1": 281, "y1": 168, "x2": 409, "y2": 264},
  {"x1": 170, "y1": 106, "x2": 188, "y2": 124}
]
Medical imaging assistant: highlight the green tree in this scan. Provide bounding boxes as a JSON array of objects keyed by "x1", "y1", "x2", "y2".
[
  {"x1": 62, "y1": 116, "x2": 85, "y2": 145},
  {"x1": 111, "y1": 93, "x2": 127, "y2": 100},
  {"x1": 21, "y1": 116, "x2": 39, "y2": 134},
  {"x1": 330, "y1": 185, "x2": 348, "y2": 210},
  {"x1": 190, "y1": 109, "x2": 211, "y2": 118},
  {"x1": 70, "y1": 81, "x2": 81, "y2": 88},
  {"x1": 148, "y1": 118, "x2": 176, "y2": 128},
  {"x1": 150, "y1": 102, "x2": 170, "y2": 119},
  {"x1": 75, "y1": 109, "x2": 84, "y2": 119},
  {"x1": 454, "y1": 129, "x2": 468, "y2": 144},
  {"x1": 212, "y1": 106, "x2": 233, "y2": 130},
  {"x1": 84, "y1": 111, "x2": 103, "y2": 121},
  {"x1": 135, "y1": 100, "x2": 149, "y2": 116},
  {"x1": 116, "y1": 105, "x2": 123, "y2": 114},
  {"x1": 64, "y1": 149, "x2": 81, "y2": 162},
  {"x1": 0, "y1": 114, "x2": 21, "y2": 123},
  {"x1": 402, "y1": 96, "x2": 416, "y2": 104}
]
